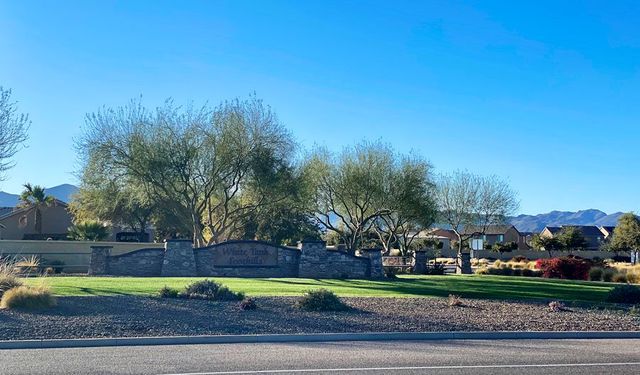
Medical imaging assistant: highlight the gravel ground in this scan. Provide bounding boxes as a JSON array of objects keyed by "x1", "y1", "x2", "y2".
[{"x1": 0, "y1": 296, "x2": 638, "y2": 340}]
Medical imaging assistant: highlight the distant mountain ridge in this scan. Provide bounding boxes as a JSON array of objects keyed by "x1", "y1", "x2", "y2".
[
  {"x1": 0, "y1": 184, "x2": 78, "y2": 207},
  {"x1": 509, "y1": 209, "x2": 625, "y2": 233}
]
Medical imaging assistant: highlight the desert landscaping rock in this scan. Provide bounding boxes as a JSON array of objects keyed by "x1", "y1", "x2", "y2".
[{"x1": 0, "y1": 296, "x2": 638, "y2": 340}]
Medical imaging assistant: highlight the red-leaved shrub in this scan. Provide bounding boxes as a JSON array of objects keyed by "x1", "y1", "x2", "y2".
[{"x1": 536, "y1": 257, "x2": 592, "y2": 280}]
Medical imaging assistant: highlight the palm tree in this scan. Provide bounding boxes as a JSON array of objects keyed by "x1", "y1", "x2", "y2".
[{"x1": 18, "y1": 183, "x2": 55, "y2": 234}]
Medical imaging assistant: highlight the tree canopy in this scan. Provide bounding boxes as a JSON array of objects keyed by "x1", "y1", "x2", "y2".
[
  {"x1": 76, "y1": 96, "x2": 299, "y2": 246},
  {"x1": 611, "y1": 213, "x2": 640, "y2": 262},
  {"x1": 302, "y1": 141, "x2": 437, "y2": 253}
]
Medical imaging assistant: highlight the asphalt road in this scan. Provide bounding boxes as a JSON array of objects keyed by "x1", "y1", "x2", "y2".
[{"x1": 1, "y1": 339, "x2": 639, "y2": 375}]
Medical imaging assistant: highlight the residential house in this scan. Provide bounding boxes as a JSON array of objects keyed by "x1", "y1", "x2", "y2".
[
  {"x1": 463, "y1": 225, "x2": 530, "y2": 251},
  {"x1": 0, "y1": 200, "x2": 73, "y2": 240},
  {"x1": 540, "y1": 225, "x2": 605, "y2": 250}
]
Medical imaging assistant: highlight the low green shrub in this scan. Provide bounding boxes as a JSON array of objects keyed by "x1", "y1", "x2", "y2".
[
  {"x1": 239, "y1": 297, "x2": 257, "y2": 310},
  {"x1": 180, "y1": 279, "x2": 244, "y2": 301},
  {"x1": 47, "y1": 260, "x2": 65, "y2": 274},
  {"x1": 158, "y1": 286, "x2": 179, "y2": 298},
  {"x1": 512, "y1": 268, "x2": 523, "y2": 276},
  {"x1": 521, "y1": 268, "x2": 542, "y2": 277},
  {"x1": 588, "y1": 267, "x2": 604, "y2": 281},
  {"x1": 296, "y1": 289, "x2": 349, "y2": 311},
  {"x1": 425, "y1": 263, "x2": 446, "y2": 275},
  {"x1": 602, "y1": 268, "x2": 616, "y2": 282},
  {"x1": 0, "y1": 286, "x2": 56, "y2": 310},
  {"x1": 606, "y1": 285, "x2": 640, "y2": 304}
]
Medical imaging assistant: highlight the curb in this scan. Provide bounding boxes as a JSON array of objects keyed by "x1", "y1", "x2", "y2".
[{"x1": 1, "y1": 331, "x2": 640, "y2": 350}]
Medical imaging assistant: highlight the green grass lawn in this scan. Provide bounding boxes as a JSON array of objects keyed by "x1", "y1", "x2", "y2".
[{"x1": 23, "y1": 275, "x2": 616, "y2": 303}]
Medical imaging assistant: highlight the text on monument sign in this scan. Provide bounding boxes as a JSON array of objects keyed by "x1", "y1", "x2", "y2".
[{"x1": 213, "y1": 246, "x2": 278, "y2": 267}]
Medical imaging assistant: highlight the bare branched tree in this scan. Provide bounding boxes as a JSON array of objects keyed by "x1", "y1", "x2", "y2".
[
  {"x1": 435, "y1": 170, "x2": 519, "y2": 273},
  {"x1": 0, "y1": 87, "x2": 30, "y2": 180}
]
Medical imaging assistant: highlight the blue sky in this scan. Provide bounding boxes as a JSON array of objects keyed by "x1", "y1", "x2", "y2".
[{"x1": 0, "y1": 0, "x2": 638, "y2": 214}]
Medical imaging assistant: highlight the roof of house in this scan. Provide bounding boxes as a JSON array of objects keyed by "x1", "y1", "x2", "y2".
[
  {"x1": 562, "y1": 225, "x2": 604, "y2": 237},
  {"x1": 544, "y1": 225, "x2": 605, "y2": 237},
  {"x1": 543, "y1": 226, "x2": 563, "y2": 234},
  {"x1": 462, "y1": 225, "x2": 517, "y2": 236},
  {"x1": 0, "y1": 207, "x2": 14, "y2": 218}
]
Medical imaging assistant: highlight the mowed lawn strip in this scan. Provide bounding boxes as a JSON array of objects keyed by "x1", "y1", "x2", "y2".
[{"x1": 23, "y1": 275, "x2": 614, "y2": 302}]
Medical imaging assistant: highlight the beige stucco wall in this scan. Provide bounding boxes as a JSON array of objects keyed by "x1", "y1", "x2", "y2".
[
  {"x1": 0, "y1": 205, "x2": 73, "y2": 240},
  {"x1": 0, "y1": 240, "x2": 164, "y2": 273}
]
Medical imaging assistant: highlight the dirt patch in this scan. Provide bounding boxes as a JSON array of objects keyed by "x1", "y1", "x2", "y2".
[{"x1": 0, "y1": 296, "x2": 638, "y2": 340}]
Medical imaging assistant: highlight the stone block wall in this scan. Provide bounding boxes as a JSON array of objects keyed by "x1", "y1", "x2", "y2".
[
  {"x1": 194, "y1": 241, "x2": 300, "y2": 277},
  {"x1": 298, "y1": 241, "x2": 370, "y2": 279},
  {"x1": 108, "y1": 248, "x2": 164, "y2": 276},
  {"x1": 161, "y1": 240, "x2": 197, "y2": 276},
  {"x1": 88, "y1": 239, "x2": 385, "y2": 279}
]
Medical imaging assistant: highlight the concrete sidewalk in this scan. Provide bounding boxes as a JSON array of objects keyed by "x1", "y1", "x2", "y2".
[{"x1": 2, "y1": 331, "x2": 640, "y2": 350}]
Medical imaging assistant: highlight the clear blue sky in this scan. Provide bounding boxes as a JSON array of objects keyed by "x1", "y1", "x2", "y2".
[{"x1": 0, "y1": 0, "x2": 638, "y2": 215}]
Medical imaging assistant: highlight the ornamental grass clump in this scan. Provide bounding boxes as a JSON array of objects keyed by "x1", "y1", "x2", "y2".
[
  {"x1": 296, "y1": 289, "x2": 350, "y2": 311},
  {"x1": 447, "y1": 294, "x2": 463, "y2": 307},
  {"x1": 0, "y1": 259, "x2": 23, "y2": 298},
  {"x1": 588, "y1": 267, "x2": 604, "y2": 281},
  {"x1": 180, "y1": 279, "x2": 244, "y2": 301},
  {"x1": 0, "y1": 286, "x2": 56, "y2": 310}
]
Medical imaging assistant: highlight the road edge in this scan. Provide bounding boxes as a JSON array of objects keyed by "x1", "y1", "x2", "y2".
[{"x1": 2, "y1": 331, "x2": 640, "y2": 350}]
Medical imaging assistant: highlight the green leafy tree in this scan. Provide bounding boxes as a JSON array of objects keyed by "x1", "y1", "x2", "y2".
[
  {"x1": 18, "y1": 183, "x2": 55, "y2": 234},
  {"x1": 556, "y1": 227, "x2": 587, "y2": 252},
  {"x1": 435, "y1": 170, "x2": 519, "y2": 274},
  {"x1": 69, "y1": 157, "x2": 157, "y2": 236},
  {"x1": 611, "y1": 213, "x2": 640, "y2": 264},
  {"x1": 530, "y1": 234, "x2": 562, "y2": 257},
  {"x1": 302, "y1": 142, "x2": 395, "y2": 251},
  {"x1": 68, "y1": 221, "x2": 110, "y2": 241},
  {"x1": 303, "y1": 141, "x2": 436, "y2": 253},
  {"x1": 0, "y1": 87, "x2": 29, "y2": 181},
  {"x1": 76, "y1": 96, "x2": 296, "y2": 246},
  {"x1": 373, "y1": 155, "x2": 437, "y2": 255}
]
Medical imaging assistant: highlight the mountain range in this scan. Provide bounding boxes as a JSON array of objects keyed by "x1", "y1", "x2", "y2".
[
  {"x1": 509, "y1": 209, "x2": 625, "y2": 233},
  {"x1": 0, "y1": 184, "x2": 79, "y2": 207}
]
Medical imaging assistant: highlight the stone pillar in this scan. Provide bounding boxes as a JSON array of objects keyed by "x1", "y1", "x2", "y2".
[
  {"x1": 298, "y1": 240, "x2": 327, "y2": 278},
  {"x1": 359, "y1": 248, "x2": 384, "y2": 279},
  {"x1": 161, "y1": 240, "x2": 196, "y2": 277},
  {"x1": 88, "y1": 246, "x2": 112, "y2": 275},
  {"x1": 413, "y1": 249, "x2": 428, "y2": 275},
  {"x1": 456, "y1": 252, "x2": 472, "y2": 274}
]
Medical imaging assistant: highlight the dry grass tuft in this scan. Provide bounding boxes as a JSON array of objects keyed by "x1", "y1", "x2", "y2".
[
  {"x1": 447, "y1": 294, "x2": 463, "y2": 307},
  {"x1": 0, "y1": 285, "x2": 56, "y2": 310}
]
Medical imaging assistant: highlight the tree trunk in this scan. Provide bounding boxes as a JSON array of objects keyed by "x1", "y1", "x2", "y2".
[{"x1": 453, "y1": 230, "x2": 472, "y2": 274}]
